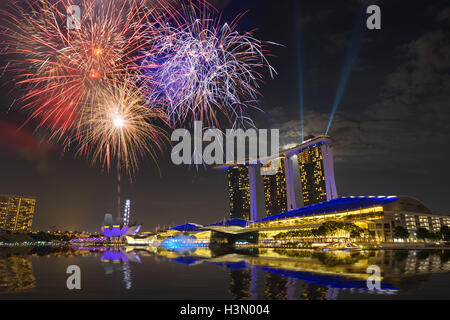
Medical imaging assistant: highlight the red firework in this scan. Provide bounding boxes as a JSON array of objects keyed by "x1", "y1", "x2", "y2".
[{"x1": 0, "y1": 0, "x2": 161, "y2": 141}]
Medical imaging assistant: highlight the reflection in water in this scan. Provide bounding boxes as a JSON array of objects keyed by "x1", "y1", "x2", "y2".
[
  {"x1": 301, "y1": 285, "x2": 329, "y2": 300},
  {"x1": 229, "y1": 269, "x2": 251, "y2": 300},
  {"x1": 325, "y1": 286, "x2": 339, "y2": 300},
  {"x1": 250, "y1": 266, "x2": 258, "y2": 300},
  {"x1": 100, "y1": 249, "x2": 141, "y2": 290},
  {"x1": 264, "y1": 273, "x2": 287, "y2": 300},
  {"x1": 286, "y1": 278, "x2": 297, "y2": 300},
  {"x1": 123, "y1": 263, "x2": 132, "y2": 290},
  {"x1": 154, "y1": 248, "x2": 450, "y2": 299},
  {"x1": 0, "y1": 256, "x2": 35, "y2": 293},
  {"x1": 1, "y1": 246, "x2": 450, "y2": 299}
]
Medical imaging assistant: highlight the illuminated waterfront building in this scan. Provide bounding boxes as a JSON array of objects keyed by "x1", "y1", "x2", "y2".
[
  {"x1": 209, "y1": 137, "x2": 447, "y2": 244},
  {"x1": 262, "y1": 157, "x2": 288, "y2": 216},
  {"x1": 101, "y1": 210, "x2": 142, "y2": 240},
  {"x1": 0, "y1": 195, "x2": 36, "y2": 232},
  {"x1": 226, "y1": 165, "x2": 257, "y2": 221},
  {"x1": 160, "y1": 195, "x2": 450, "y2": 245},
  {"x1": 101, "y1": 213, "x2": 129, "y2": 239},
  {"x1": 214, "y1": 135, "x2": 337, "y2": 222},
  {"x1": 297, "y1": 136, "x2": 338, "y2": 206},
  {"x1": 159, "y1": 245, "x2": 450, "y2": 296},
  {"x1": 251, "y1": 195, "x2": 450, "y2": 243},
  {"x1": 382, "y1": 197, "x2": 450, "y2": 241}
]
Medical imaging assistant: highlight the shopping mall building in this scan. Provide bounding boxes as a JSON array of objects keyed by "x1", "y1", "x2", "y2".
[
  {"x1": 160, "y1": 195, "x2": 450, "y2": 245},
  {"x1": 246, "y1": 195, "x2": 450, "y2": 243}
]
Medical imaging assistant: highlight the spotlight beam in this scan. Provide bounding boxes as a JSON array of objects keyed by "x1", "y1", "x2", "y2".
[
  {"x1": 325, "y1": 6, "x2": 366, "y2": 135},
  {"x1": 295, "y1": 1, "x2": 305, "y2": 142}
]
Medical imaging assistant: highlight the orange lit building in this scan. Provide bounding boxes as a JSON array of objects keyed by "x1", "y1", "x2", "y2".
[{"x1": 0, "y1": 195, "x2": 36, "y2": 232}]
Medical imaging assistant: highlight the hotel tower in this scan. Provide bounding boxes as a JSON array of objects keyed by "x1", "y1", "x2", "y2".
[
  {"x1": 227, "y1": 165, "x2": 257, "y2": 221},
  {"x1": 0, "y1": 195, "x2": 37, "y2": 232},
  {"x1": 297, "y1": 136, "x2": 338, "y2": 206},
  {"x1": 216, "y1": 136, "x2": 338, "y2": 221}
]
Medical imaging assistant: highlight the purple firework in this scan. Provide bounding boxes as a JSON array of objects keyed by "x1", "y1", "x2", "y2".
[{"x1": 143, "y1": 1, "x2": 277, "y2": 129}]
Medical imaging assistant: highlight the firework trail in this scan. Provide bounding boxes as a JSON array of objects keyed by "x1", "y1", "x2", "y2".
[{"x1": 143, "y1": 0, "x2": 277, "y2": 129}]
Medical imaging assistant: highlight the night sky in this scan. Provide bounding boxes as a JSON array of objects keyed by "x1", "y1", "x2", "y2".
[{"x1": 0, "y1": 0, "x2": 449, "y2": 232}]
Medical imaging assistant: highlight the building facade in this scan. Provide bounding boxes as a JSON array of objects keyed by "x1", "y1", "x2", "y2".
[
  {"x1": 262, "y1": 157, "x2": 288, "y2": 217},
  {"x1": 298, "y1": 137, "x2": 338, "y2": 206},
  {"x1": 227, "y1": 166, "x2": 252, "y2": 220},
  {"x1": 215, "y1": 136, "x2": 339, "y2": 221},
  {"x1": 0, "y1": 195, "x2": 36, "y2": 232},
  {"x1": 158, "y1": 196, "x2": 449, "y2": 246},
  {"x1": 0, "y1": 256, "x2": 36, "y2": 292},
  {"x1": 250, "y1": 196, "x2": 450, "y2": 244},
  {"x1": 375, "y1": 196, "x2": 450, "y2": 242}
]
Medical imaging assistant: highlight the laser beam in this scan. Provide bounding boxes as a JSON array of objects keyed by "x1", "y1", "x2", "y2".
[
  {"x1": 295, "y1": 1, "x2": 305, "y2": 142},
  {"x1": 325, "y1": 6, "x2": 366, "y2": 135}
]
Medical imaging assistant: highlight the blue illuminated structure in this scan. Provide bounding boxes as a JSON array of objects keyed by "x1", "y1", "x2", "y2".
[
  {"x1": 101, "y1": 213, "x2": 129, "y2": 238},
  {"x1": 163, "y1": 254, "x2": 398, "y2": 292},
  {"x1": 258, "y1": 266, "x2": 398, "y2": 291},
  {"x1": 166, "y1": 219, "x2": 250, "y2": 233},
  {"x1": 101, "y1": 225, "x2": 129, "y2": 238},
  {"x1": 101, "y1": 250, "x2": 129, "y2": 263},
  {"x1": 256, "y1": 196, "x2": 399, "y2": 223},
  {"x1": 211, "y1": 261, "x2": 249, "y2": 270},
  {"x1": 163, "y1": 197, "x2": 398, "y2": 234},
  {"x1": 170, "y1": 256, "x2": 201, "y2": 265},
  {"x1": 167, "y1": 223, "x2": 204, "y2": 232},
  {"x1": 205, "y1": 219, "x2": 249, "y2": 228},
  {"x1": 161, "y1": 234, "x2": 205, "y2": 253}
]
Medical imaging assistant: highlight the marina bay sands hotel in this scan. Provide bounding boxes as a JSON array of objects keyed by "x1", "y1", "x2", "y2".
[{"x1": 215, "y1": 135, "x2": 338, "y2": 221}]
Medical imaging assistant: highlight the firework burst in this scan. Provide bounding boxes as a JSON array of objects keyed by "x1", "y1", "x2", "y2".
[
  {"x1": 0, "y1": 0, "x2": 278, "y2": 176},
  {"x1": 75, "y1": 81, "x2": 168, "y2": 178},
  {"x1": 1, "y1": 0, "x2": 157, "y2": 138},
  {"x1": 143, "y1": 0, "x2": 277, "y2": 129}
]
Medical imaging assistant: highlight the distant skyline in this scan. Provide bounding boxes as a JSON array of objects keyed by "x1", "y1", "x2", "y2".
[{"x1": 1, "y1": 0, "x2": 449, "y2": 232}]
